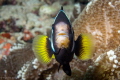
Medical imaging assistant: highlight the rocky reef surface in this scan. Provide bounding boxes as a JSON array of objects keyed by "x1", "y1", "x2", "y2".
[
  {"x1": 0, "y1": 0, "x2": 120, "y2": 80},
  {"x1": 73, "y1": 0, "x2": 120, "y2": 79}
]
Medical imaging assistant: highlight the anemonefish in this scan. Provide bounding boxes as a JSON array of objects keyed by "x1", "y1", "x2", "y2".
[{"x1": 32, "y1": 7, "x2": 94, "y2": 76}]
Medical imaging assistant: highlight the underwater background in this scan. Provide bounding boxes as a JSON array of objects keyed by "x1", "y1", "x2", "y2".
[{"x1": 0, "y1": 0, "x2": 120, "y2": 80}]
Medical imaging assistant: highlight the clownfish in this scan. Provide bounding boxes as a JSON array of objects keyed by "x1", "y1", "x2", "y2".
[{"x1": 32, "y1": 7, "x2": 94, "y2": 76}]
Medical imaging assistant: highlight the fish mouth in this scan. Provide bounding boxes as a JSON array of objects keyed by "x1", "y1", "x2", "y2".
[
  {"x1": 57, "y1": 31, "x2": 68, "y2": 36},
  {"x1": 58, "y1": 33, "x2": 67, "y2": 35}
]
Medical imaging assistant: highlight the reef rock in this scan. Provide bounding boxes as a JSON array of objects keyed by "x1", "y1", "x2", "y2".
[
  {"x1": 73, "y1": 0, "x2": 120, "y2": 79},
  {"x1": 83, "y1": 48, "x2": 120, "y2": 80},
  {"x1": 73, "y1": 0, "x2": 120, "y2": 59},
  {"x1": 0, "y1": 43, "x2": 93, "y2": 80}
]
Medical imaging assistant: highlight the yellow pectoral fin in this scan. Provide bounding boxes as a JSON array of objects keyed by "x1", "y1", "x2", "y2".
[
  {"x1": 75, "y1": 34, "x2": 94, "y2": 60},
  {"x1": 32, "y1": 35, "x2": 52, "y2": 64}
]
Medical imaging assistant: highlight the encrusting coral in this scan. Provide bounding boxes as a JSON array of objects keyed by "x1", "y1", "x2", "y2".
[
  {"x1": 0, "y1": 44, "x2": 93, "y2": 80},
  {"x1": 0, "y1": 0, "x2": 75, "y2": 59},
  {"x1": 73, "y1": 0, "x2": 120, "y2": 79},
  {"x1": 73, "y1": 0, "x2": 120, "y2": 60},
  {"x1": 83, "y1": 48, "x2": 120, "y2": 80}
]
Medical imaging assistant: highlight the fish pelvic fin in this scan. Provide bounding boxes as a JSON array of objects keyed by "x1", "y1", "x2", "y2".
[
  {"x1": 62, "y1": 63, "x2": 71, "y2": 76},
  {"x1": 75, "y1": 34, "x2": 94, "y2": 60},
  {"x1": 32, "y1": 35, "x2": 54, "y2": 64},
  {"x1": 58, "y1": 64, "x2": 62, "y2": 72}
]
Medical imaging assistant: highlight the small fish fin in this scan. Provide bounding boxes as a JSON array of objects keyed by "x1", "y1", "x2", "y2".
[
  {"x1": 61, "y1": 6, "x2": 63, "y2": 10},
  {"x1": 58, "y1": 64, "x2": 61, "y2": 72},
  {"x1": 32, "y1": 35, "x2": 53, "y2": 64},
  {"x1": 62, "y1": 63, "x2": 71, "y2": 76},
  {"x1": 52, "y1": 54, "x2": 55, "y2": 58},
  {"x1": 75, "y1": 34, "x2": 94, "y2": 60},
  {"x1": 55, "y1": 48, "x2": 61, "y2": 55}
]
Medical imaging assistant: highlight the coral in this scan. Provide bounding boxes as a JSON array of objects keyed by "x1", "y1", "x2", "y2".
[
  {"x1": 0, "y1": 44, "x2": 35, "y2": 79},
  {"x1": 0, "y1": 35, "x2": 16, "y2": 59},
  {"x1": 83, "y1": 48, "x2": 120, "y2": 80},
  {"x1": 0, "y1": 0, "x2": 41, "y2": 26},
  {"x1": 73, "y1": 0, "x2": 120, "y2": 60},
  {"x1": 0, "y1": 0, "x2": 75, "y2": 40},
  {"x1": 39, "y1": 1, "x2": 74, "y2": 19},
  {"x1": 39, "y1": 4, "x2": 59, "y2": 18},
  {"x1": 42, "y1": 0, "x2": 57, "y2": 5},
  {"x1": 0, "y1": 18, "x2": 23, "y2": 33},
  {"x1": 1, "y1": 33, "x2": 11, "y2": 39},
  {"x1": 73, "y1": 3, "x2": 81, "y2": 19},
  {"x1": 73, "y1": 0, "x2": 120, "y2": 79},
  {"x1": 21, "y1": 29, "x2": 34, "y2": 43},
  {"x1": 26, "y1": 13, "x2": 41, "y2": 28},
  {"x1": 0, "y1": 43, "x2": 94, "y2": 80},
  {"x1": 0, "y1": 44, "x2": 94, "y2": 80},
  {"x1": 0, "y1": 0, "x2": 17, "y2": 5}
]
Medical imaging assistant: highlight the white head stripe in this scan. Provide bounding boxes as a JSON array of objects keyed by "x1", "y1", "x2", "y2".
[{"x1": 51, "y1": 29, "x2": 55, "y2": 52}]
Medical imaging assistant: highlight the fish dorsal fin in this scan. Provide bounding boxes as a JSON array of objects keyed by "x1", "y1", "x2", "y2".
[
  {"x1": 61, "y1": 6, "x2": 63, "y2": 10},
  {"x1": 53, "y1": 7, "x2": 71, "y2": 28},
  {"x1": 32, "y1": 35, "x2": 54, "y2": 64},
  {"x1": 75, "y1": 34, "x2": 94, "y2": 60}
]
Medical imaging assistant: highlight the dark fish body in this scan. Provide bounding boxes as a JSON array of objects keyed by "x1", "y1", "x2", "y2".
[
  {"x1": 49, "y1": 8, "x2": 75, "y2": 75},
  {"x1": 32, "y1": 7, "x2": 94, "y2": 76},
  {"x1": 51, "y1": 7, "x2": 74, "y2": 62}
]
